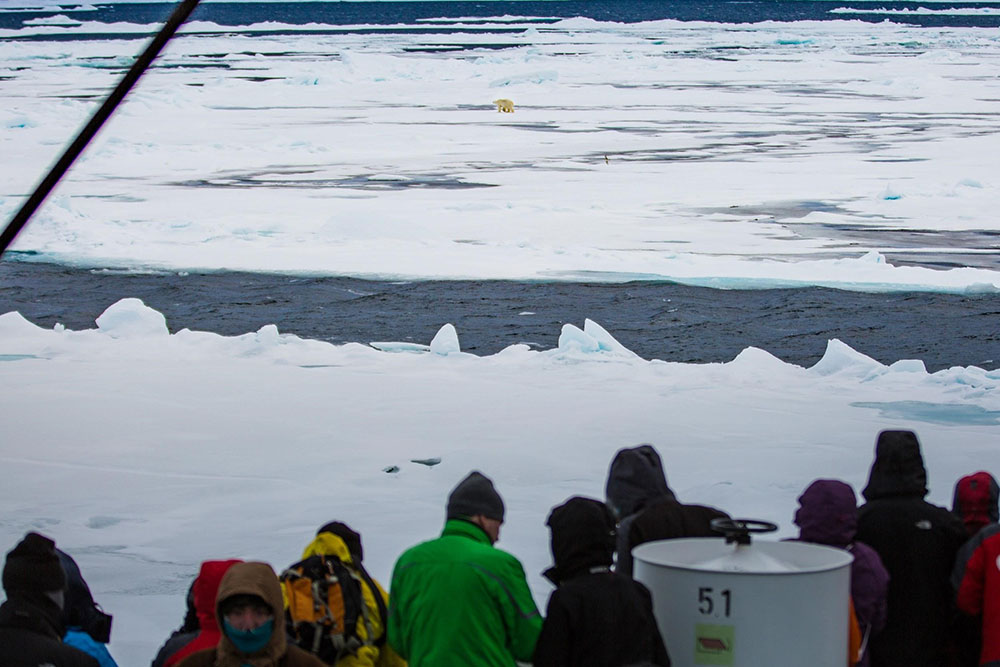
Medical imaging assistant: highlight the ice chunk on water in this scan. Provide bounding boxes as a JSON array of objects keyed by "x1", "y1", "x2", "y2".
[
  {"x1": 0, "y1": 311, "x2": 45, "y2": 337},
  {"x1": 255, "y1": 324, "x2": 280, "y2": 346},
  {"x1": 23, "y1": 14, "x2": 82, "y2": 26},
  {"x1": 557, "y1": 323, "x2": 600, "y2": 353},
  {"x1": 583, "y1": 319, "x2": 639, "y2": 358},
  {"x1": 430, "y1": 323, "x2": 460, "y2": 356},
  {"x1": 369, "y1": 341, "x2": 431, "y2": 354},
  {"x1": 729, "y1": 346, "x2": 791, "y2": 371},
  {"x1": 557, "y1": 320, "x2": 638, "y2": 357},
  {"x1": 809, "y1": 339, "x2": 885, "y2": 377},
  {"x1": 888, "y1": 359, "x2": 927, "y2": 374},
  {"x1": 859, "y1": 250, "x2": 885, "y2": 264},
  {"x1": 95, "y1": 298, "x2": 168, "y2": 338},
  {"x1": 370, "y1": 323, "x2": 458, "y2": 355},
  {"x1": 492, "y1": 343, "x2": 533, "y2": 359}
]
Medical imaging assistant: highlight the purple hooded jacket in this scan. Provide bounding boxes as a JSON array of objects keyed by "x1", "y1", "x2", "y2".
[{"x1": 794, "y1": 479, "x2": 889, "y2": 666}]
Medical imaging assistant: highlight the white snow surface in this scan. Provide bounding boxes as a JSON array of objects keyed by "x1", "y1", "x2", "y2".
[
  {"x1": 1, "y1": 16, "x2": 1000, "y2": 290},
  {"x1": 1, "y1": 298, "x2": 999, "y2": 664}
]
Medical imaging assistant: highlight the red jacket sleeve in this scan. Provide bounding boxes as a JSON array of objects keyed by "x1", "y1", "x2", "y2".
[{"x1": 956, "y1": 542, "x2": 986, "y2": 616}]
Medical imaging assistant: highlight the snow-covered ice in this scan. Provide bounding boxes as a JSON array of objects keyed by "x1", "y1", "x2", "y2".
[
  {"x1": 0, "y1": 298, "x2": 997, "y2": 663},
  {"x1": 2, "y1": 15, "x2": 1000, "y2": 290}
]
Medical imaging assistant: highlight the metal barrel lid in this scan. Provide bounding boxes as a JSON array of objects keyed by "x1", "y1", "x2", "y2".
[{"x1": 632, "y1": 518, "x2": 853, "y2": 575}]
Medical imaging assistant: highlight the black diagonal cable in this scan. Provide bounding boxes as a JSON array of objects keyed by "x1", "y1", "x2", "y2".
[{"x1": 0, "y1": 0, "x2": 202, "y2": 258}]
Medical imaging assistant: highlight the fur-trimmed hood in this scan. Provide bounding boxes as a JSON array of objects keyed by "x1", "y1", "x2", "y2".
[{"x1": 213, "y1": 562, "x2": 287, "y2": 667}]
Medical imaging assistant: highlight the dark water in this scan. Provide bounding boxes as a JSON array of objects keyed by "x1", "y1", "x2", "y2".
[
  {"x1": 2, "y1": 260, "x2": 997, "y2": 372},
  {"x1": 3, "y1": 0, "x2": 1000, "y2": 35}
]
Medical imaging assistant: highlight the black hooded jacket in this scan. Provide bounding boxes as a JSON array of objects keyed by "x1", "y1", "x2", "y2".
[
  {"x1": 58, "y1": 549, "x2": 113, "y2": 645},
  {"x1": 605, "y1": 445, "x2": 675, "y2": 522},
  {"x1": 855, "y1": 430, "x2": 966, "y2": 667},
  {"x1": 0, "y1": 593, "x2": 99, "y2": 667},
  {"x1": 151, "y1": 579, "x2": 199, "y2": 667},
  {"x1": 605, "y1": 445, "x2": 728, "y2": 576},
  {"x1": 533, "y1": 497, "x2": 670, "y2": 667}
]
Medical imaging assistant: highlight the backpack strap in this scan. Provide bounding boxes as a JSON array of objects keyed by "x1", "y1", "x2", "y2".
[
  {"x1": 354, "y1": 562, "x2": 389, "y2": 648},
  {"x1": 349, "y1": 568, "x2": 377, "y2": 651}
]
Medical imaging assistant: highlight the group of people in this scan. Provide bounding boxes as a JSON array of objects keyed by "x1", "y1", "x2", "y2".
[{"x1": 1, "y1": 429, "x2": 997, "y2": 667}]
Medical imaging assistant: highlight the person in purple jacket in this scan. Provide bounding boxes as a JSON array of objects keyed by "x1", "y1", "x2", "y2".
[{"x1": 793, "y1": 479, "x2": 889, "y2": 667}]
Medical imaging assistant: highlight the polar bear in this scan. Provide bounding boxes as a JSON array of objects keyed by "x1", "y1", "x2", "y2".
[{"x1": 492, "y1": 98, "x2": 515, "y2": 113}]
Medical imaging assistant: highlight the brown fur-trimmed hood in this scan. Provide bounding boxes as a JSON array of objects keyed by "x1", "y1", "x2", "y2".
[{"x1": 213, "y1": 561, "x2": 287, "y2": 667}]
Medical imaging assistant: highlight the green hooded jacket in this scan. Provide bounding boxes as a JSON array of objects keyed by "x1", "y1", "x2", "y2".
[{"x1": 387, "y1": 519, "x2": 542, "y2": 667}]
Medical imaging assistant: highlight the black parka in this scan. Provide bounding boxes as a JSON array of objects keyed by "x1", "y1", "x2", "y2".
[
  {"x1": 151, "y1": 579, "x2": 198, "y2": 667},
  {"x1": 855, "y1": 430, "x2": 966, "y2": 667},
  {"x1": 0, "y1": 593, "x2": 99, "y2": 667},
  {"x1": 605, "y1": 445, "x2": 728, "y2": 576},
  {"x1": 533, "y1": 497, "x2": 670, "y2": 667}
]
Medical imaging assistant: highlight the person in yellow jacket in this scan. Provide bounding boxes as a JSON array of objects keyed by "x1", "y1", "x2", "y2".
[{"x1": 286, "y1": 522, "x2": 406, "y2": 667}]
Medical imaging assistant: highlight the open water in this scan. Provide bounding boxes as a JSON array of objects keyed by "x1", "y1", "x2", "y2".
[
  {"x1": 2, "y1": 260, "x2": 997, "y2": 372},
  {"x1": 4, "y1": 0, "x2": 1000, "y2": 33}
]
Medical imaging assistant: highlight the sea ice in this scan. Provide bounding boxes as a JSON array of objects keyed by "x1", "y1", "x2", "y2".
[
  {"x1": 557, "y1": 323, "x2": 601, "y2": 354},
  {"x1": 2, "y1": 16, "x2": 1000, "y2": 291},
  {"x1": 808, "y1": 339, "x2": 886, "y2": 377},
  {"x1": 429, "y1": 323, "x2": 460, "y2": 356},
  {"x1": 95, "y1": 298, "x2": 168, "y2": 339},
  {"x1": 0, "y1": 300, "x2": 996, "y2": 665},
  {"x1": 582, "y1": 319, "x2": 639, "y2": 358}
]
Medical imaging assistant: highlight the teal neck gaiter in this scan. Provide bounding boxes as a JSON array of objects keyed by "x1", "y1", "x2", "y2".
[{"x1": 223, "y1": 618, "x2": 274, "y2": 655}]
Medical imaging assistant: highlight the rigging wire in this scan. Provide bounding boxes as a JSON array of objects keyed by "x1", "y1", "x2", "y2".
[{"x1": 0, "y1": 0, "x2": 203, "y2": 258}]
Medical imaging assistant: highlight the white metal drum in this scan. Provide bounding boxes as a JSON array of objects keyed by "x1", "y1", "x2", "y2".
[{"x1": 634, "y1": 537, "x2": 853, "y2": 667}]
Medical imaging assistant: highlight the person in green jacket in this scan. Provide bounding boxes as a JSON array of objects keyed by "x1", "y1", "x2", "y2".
[{"x1": 387, "y1": 471, "x2": 542, "y2": 667}]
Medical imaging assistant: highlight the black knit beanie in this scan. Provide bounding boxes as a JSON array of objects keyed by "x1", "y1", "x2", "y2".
[
  {"x1": 3, "y1": 532, "x2": 66, "y2": 594},
  {"x1": 447, "y1": 471, "x2": 505, "y2": 522}
]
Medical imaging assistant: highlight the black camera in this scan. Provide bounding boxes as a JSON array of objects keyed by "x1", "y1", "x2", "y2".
[{"x1": 83, "y1": 607, "x2": 113, "y2": 644}]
